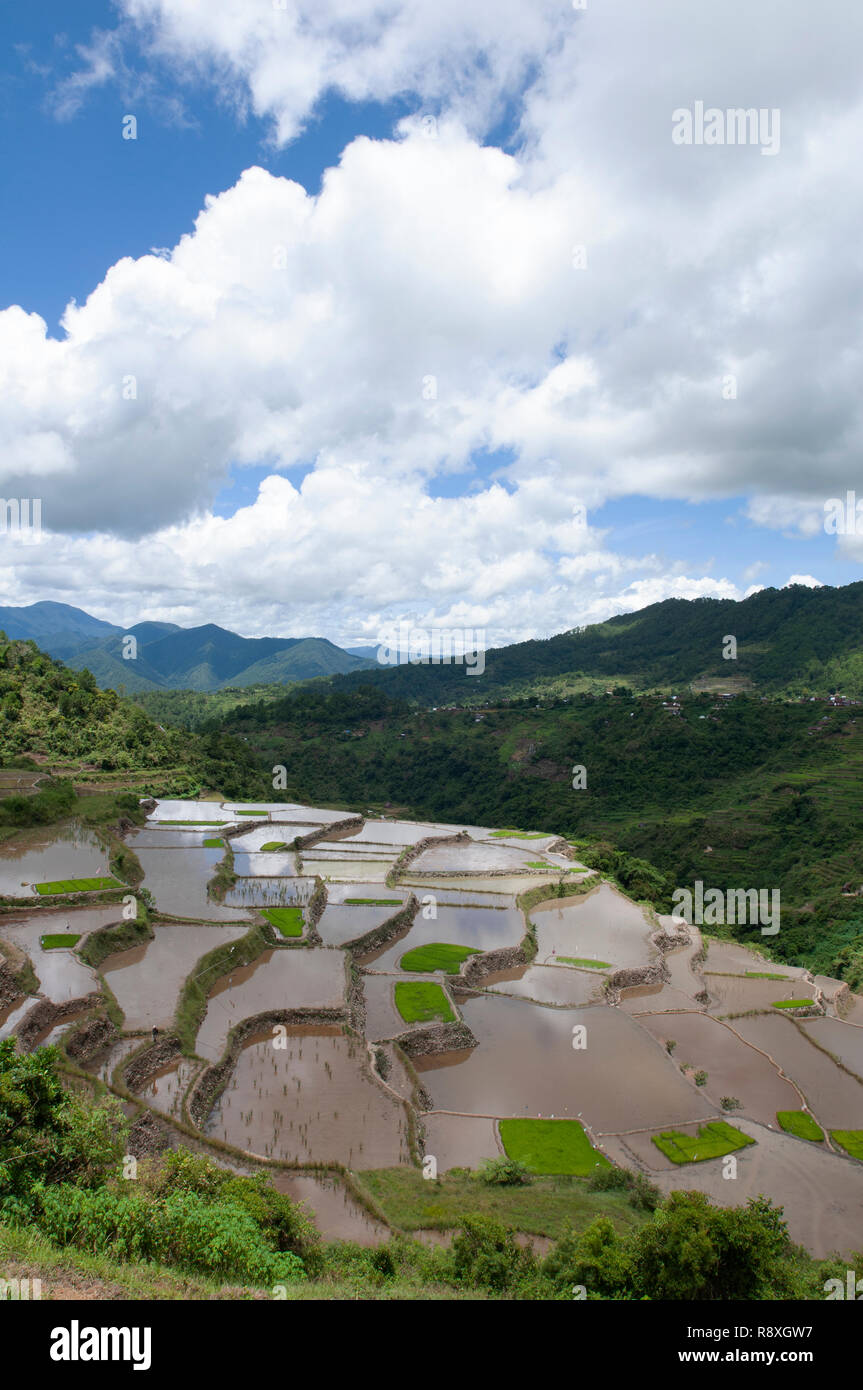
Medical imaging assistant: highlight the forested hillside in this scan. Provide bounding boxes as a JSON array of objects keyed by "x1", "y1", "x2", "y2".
[
  {"x1": 0, "y1": 635, "x2": 268, "y2": 802},
  {"x1": 212, "y1": 684, "x2": 863, "y2": 985},
  {"x1": 317, "y1": 582, "x2": 863, "y2": 704}
]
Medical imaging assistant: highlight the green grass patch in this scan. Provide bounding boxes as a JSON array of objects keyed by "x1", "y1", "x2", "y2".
[
  {"x1": 777, "y1": 1111, "x2": 824, "y2": 1142},
  {"x1": 558, "y1": 956, "x2": 611, "y2": 970},
  {"x1": 34, "y1": 877, "x2": 120, "y2": 895},
  {"x1": 358, "y1": 1168, "x2": 644, "y2": 1239},
  {"x1": 399, "y1": 942, "x2": 480, "y2": 973},
  {"x1": 745, "y1": 971, "x2": 791, "y2": 980},
  {"x1": 651, "y1": 1121, "x2": 755, "y2": 1165},
  {"x1": 261, "y1": 907, "x2": 304, "y2": 938},
  {"x1": 526, "y1": 861, "x2": 550, "y2": 869},
  {"x1": 831, "y1": 1130, "x2": 863, "y2": 1160},
  {"x1": 39, "y1": 933, "x2": 81, "y2": 950},
  {"x1": 394, "y1": 981, "x2": 455, "y2": 1024},
  {"x1": 499, "y1": 1118, "x2": 611, "y2": 1176},
  {"x1": 771, "y1": 998, "x2": 814, "y2": 1010},
  {"x1": 344, "y1": 897, "x2": 402, "y2": 906},
  {"x1": 234, "y1": 810, "x2": 268, "y2": 816},
  {"x1": 260, "y1": 841, "x2": 290, "y2": 851},
  {"x1": 489, "y1": 830, "x2": 548, "y2": 840},
  {"x1": 203, "y1": 838, "x2": 224, "y2": 849}
]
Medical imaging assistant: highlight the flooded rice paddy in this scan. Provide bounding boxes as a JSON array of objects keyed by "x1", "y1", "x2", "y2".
[
  {"x1": 4, "y1": 795, "x2": 862, "y2": 1257},
  {"x1": 415, "y1": 994, "x2": 715, "y2": 1133},
  {"x1": 102, "y1": 922, "x2": 249, "y2": 1030},
  {"x1": 639, "y1": 1012, "x2": 801, "y2": 1125},
  {"x1": 359, "y1": 903, "x2": 523, "y2": 970},
  {"x1": 205, "y1": 1026, "x2": 410, "y2": 1168},
  {"x1": 0, "y1": 822, "x2": 109, "y2": 897},
  {"x1": 195, "y1": 948, "x2": 346, "y2": 1061},
  {"x1": 532, "y1": 883, "x2": 655, "y2": 970}
]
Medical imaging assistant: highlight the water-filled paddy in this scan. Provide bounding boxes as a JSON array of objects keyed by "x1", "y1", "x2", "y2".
[
  {"x1": 132, "y1": 840, "x2": 250, "y2": 920},
  {"x1": 205, "y1": 1026, "x2": 410, "y2": 1168},
  {"x1": 233, "y1": 851, "x2": 298, "y2": 877},
  {"x1": 270, "y1": 1172, "x2": 390, "y2": 1245},
  {"x1": 223, "y1": 876, "x2": 316, "y2": 909},
  {"x1": 639, "y1": 1012, "x2": 800, "y2": 1125},
  {"x1": 0, "y1": 822, "x2": 109, "y2": 897},
  {"x1": 532, "y1": 883, "x2": 655, "y2": 971},
  {"x1": 604, "y1": 1118, "x2": 863, "y2": 1259},
  {"x1": 802, "y1": 1017, "x2": 863, "y2": 1079},
  {"x1": 704, "y1": 973, "x2": 815, "y2": 1014},
  {"x1": 701, "y1": 938, "x2": 807, "y2": 980},
  {"x1": 302, "y1": 858, "x2": 391, "y2": 882},
  {"x1": 141, "y1": 1057, "x2": 201, "y2": 1119},
  {"x1": 102, "y1": 922, "x2": 248, "y2": 1030},
  {"x1": 404, "y1": 873, "x2": 559, "y2": 896},
  {"x1": 0, "y1": 908, "x2": 120, "y2": 1000},
  {"x1": 360, "y1": 903, "x2": 523, "y2": 971},
  {"x1": 147, "y1": 800, "x2": 237, "y2": 824},
  {"x1": 415, "y1": 993, "x2": 715, "y2": 1133},
  {"x1": 731, "y1": 1014, "x2": 863, "y2": 1129},
  {"x1": 316, "y1": 902, "x2": 404, "y2": 947},
  {"x1": 484, "y1": 963, "x2": 606, "y2": 1007},
  {"x1": 421, "y1": 1112, "x2": 502, "y2": 1171},
  {"x1": 195, "y1": 948, "x2": 346, "y2": 1061},
  {"x1": 410, "y1": 842, "x2": 551, "y2": 873}
]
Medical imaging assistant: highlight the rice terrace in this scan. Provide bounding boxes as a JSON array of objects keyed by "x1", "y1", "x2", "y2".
[{"x1": 2, "y1": 790, "x2": 863, "y2": 1304}]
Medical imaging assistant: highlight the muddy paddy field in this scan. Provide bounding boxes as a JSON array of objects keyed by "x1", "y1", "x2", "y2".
[{"x1": 1, "y1": 801, "x2": 862, "y2": 1259}]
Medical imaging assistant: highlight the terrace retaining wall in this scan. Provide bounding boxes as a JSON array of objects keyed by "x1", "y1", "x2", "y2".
[
  {"x1": 64, "y1": 1013, "x2": 117, "y2": 1063},
  {"x1": 296, "y1": 815, "x2": 364, "y2": 850},
  {"x1": 348, "y1": 895, "x2": 419, "y2": 955},
  {"x1": 15, "y1": 992, "x2": 102, "y2": 1052},
  {"x1": 123, "y1": 1034, "x2": 183, "y2": 1092},
  {"x1": 458, "y1": 944, "x2": 527, "y2": 987},
  {"x1": 394, "y1": 1020, "x2": 478, "y2": 1068}
]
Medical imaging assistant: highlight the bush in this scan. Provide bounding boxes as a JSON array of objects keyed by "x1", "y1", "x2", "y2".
[
  {"x1": 451, "y1": 1215, "x2": 533, "y2": 1291},
  {"x1": 35, "y1": 1183, "x2": 306, "y2": 1287},
  {"x1": 477, "y1": 1156, "x2": 532, "y2": 1186}
]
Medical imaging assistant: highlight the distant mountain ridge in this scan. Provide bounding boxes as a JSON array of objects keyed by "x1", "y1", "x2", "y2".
[{"x1": 0, "y1": 602, "x2": 376, "y2": 692}]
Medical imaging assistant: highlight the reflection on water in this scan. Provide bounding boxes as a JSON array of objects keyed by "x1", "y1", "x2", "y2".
[
  {"x1": 415, "y1": 993, "x2": 715, "y2": 1132},
  {"x1": 205, "y1": 1027, "x2": 410, "y2": 1169},
  {"x1": 0, "y1": 821, "x2": 108, "y2": 897},
  {"x1": 195, "y1": 948, "x2": 346, "y2": 1061},
  {"x1": 102, "y1": 922, "x2": 248, "y2": 1030}
]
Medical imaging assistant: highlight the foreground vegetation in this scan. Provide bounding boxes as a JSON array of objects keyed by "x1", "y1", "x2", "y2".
[{"x1": 1, "y1": 1041, "x2": 858, "y2": 1301}]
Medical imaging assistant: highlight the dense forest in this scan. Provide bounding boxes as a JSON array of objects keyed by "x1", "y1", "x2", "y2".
[{"x1": 211, "y1": 683, "x2": 863, "y2": 983}]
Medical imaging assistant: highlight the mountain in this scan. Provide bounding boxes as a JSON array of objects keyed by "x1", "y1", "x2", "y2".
[
  {"x1": 0, "y1": 604, "x2": 375, "y2": 692},
  {"x1": 0, "y1": 601, "x2": 122, "y2": 659},
  {"x1": 326, "y1": 582, "x2": 863, "y2": 703}
]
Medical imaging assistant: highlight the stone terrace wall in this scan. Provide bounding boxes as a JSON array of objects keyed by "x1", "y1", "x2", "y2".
[{"x1": 15, "y1": 993, "x2": 102, "y2": 1052}]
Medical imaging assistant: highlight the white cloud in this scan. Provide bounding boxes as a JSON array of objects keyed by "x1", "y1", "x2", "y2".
[
  {"x1": 3, "y1": 0, "x2": 862, "y2": 640},
  {"x1": 784, "y1": 574, "x2": 823, "y2": 589}
]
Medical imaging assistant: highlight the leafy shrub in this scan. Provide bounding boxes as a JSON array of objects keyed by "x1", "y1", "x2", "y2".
[{"x1": 477, "y1": 1156, "x2": 532, "y2": 1186}]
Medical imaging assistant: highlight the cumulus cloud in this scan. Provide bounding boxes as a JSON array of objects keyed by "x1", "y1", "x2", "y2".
[{"x1": 3, "y1": 0, "x2": 862, "y2": 638}]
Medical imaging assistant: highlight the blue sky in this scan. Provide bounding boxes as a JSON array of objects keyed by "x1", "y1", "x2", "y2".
[{"x1": 0, "y1": 0, "x2": 860, "y2": 643}]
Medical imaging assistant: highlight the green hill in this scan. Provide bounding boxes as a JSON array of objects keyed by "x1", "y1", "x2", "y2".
[{"x1": 325, "y1": 582, "x2": 863, "y2": 703}]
